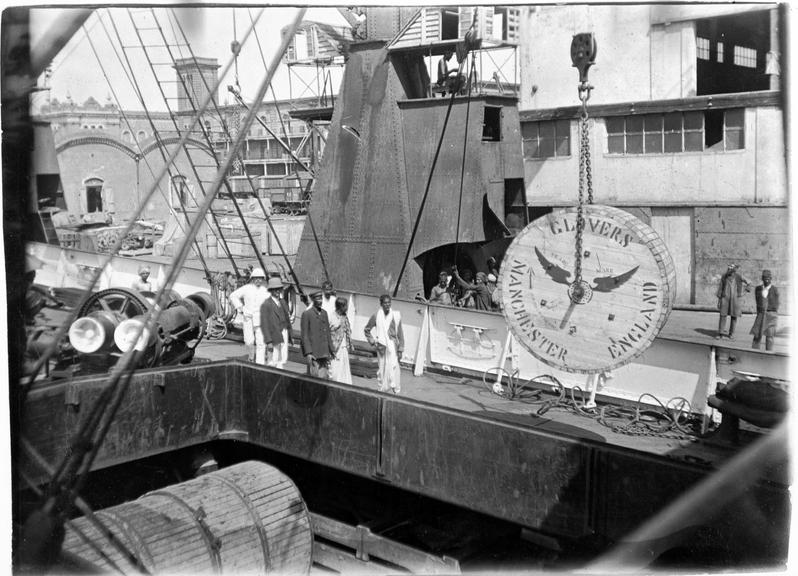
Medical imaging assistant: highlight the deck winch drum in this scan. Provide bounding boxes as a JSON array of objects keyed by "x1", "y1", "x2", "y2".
[{"x1": 62, "y1": 461, "x2": 313, "y2": 574}]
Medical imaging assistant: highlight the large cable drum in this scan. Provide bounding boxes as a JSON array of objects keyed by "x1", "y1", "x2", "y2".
[{"x1": 62, "y1": 461, "x2": 313, "y2": 574}]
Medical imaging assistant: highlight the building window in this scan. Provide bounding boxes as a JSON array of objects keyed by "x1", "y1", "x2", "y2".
[
  {"x1": 697, "y1": 37, "x2": 710, "y2": 60},
  {"x1": 266, "y1": 163, "x2": 287, "y2": 176},
  {"x1": 606, "y1": 108, "x2": 744, "y2": 154},
  {"x1": 245, "y1": 163, "x2": 265, "y2": 177},
  {"x1": 521, "y1": 120, "x2": 570, "y2": 159},
  {"x1": 137, "y1": 130, "x2": 147, "y2": 141},
  {"x1": 733, "y1": 45, "x2": 757, "y2": 68},
  {"x1": 717, "y1": 41, "x2": 724, "y2": 63}
]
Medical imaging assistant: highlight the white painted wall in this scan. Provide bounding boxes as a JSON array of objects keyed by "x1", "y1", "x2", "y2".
[
  {"x1": 520, "y1": 5, "x2": 698, "y2": 110},
  {"x1": 524, "y1": 107, "x2": 787, "y2": 206}
]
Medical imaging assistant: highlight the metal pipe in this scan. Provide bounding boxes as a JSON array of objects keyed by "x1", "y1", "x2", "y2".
[{"x1": 30, "y1": 9, "x2": 94, "y2": 77}]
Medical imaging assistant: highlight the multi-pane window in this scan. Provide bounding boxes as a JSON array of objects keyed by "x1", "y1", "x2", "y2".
[
  {"x1": 522, "y1": 120, "x2": 570, "y2": 159},
  {"x1": 697, "y1": 37, "x2": 710, "y2": 60},
  {"x1": 606, "y1": 109, "x2": 744, "y2": 154},
  {"x1": 266, "y1": 163, "x2": 287, "y2": 176},
  {"x1": 734, "y1": 46, "x2": 757, "y2": 68},
  {"x1": 722, "y1": 108, "x2": 744, "y2": 149},
  {"x1": 717, "y1": 41, "x2": 724, "y2": 63}
]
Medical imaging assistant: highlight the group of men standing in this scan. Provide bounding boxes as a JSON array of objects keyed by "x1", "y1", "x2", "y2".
[
  {"x1": 716, "y1": 264, "x2": 781, "y2": 351},
  {"x1": 229, "y1": 275, "x2": 405, "y2": 393},
  {"x1": 228, "y1": 268, "x2": 291, "y2": 368}
]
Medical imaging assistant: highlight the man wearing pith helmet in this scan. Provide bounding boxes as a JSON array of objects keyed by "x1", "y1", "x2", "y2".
[{"x1": 229, "y1": 267, "x2": 269, "y2": 364}]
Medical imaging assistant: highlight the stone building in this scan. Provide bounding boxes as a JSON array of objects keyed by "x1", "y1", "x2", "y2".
[
  {"x1": 33, "y1": 57, "x2": 326, "y2": 222},
  {"x1": 517, "y1": 3, "x2": 789, "y2": 312}
]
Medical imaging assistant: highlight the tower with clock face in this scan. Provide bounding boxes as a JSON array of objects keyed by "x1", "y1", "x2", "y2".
[{"x1": 499, "y1": 205, "x2": 676, "y2": 374}]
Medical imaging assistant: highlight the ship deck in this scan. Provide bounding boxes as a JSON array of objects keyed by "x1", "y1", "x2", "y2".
[
  {"x1": 20, "y1": 303, "x2": 791, "y2": 562},
  {"x1": 192, "y1": 335, "x2": 784, "y2": 471}
]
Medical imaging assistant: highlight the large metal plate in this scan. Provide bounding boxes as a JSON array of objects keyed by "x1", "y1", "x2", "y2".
[
  {"x1": 21, "y1": 363, "x2": 233, "y2": 483},
  {"x1": 243, "y1": 367, "x2": 381, "y2": 476},
  {"x1": 382, "y1": 399, "x2": 592, "y2": 537}
]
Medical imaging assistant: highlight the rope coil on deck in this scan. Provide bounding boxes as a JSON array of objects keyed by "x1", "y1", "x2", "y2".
[{"x1": 482, "y1": 368, "x2": 701, "y2": 441}]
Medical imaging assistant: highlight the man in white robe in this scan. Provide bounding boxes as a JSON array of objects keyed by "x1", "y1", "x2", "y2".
[
  {"x1": 365, "y1": 294, "x2": 404, "y2": 394},
  {"x1": 321, "y1": 280, "x2": 336, "y2": 318}
]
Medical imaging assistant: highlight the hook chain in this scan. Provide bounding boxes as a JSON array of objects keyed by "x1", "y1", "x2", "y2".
[{"x1": 574, "y1": 82, "x2": 593, "y2": 288}]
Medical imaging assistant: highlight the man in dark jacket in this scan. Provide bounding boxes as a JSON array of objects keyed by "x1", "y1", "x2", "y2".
[
  {"x1": 750, "y1": 269, "x2": 780, "y2": 351},
  {"x1": 716, "y1": 263, "x2": 750, "y2": 339},
  {"x1": 260, "y1": 277, "x2": 292, "y2": 369},
  {"x1": 300, "y1": 290, "x2": 334, "y2": 378}
]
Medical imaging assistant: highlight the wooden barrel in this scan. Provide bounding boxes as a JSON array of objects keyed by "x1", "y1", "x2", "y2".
[{"x1": 62, "y1": 461, "x2": 313, "y2": 574}]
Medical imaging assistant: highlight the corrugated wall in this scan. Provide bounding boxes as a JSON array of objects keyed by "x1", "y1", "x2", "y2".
[
  {"x1": 295, "y1": 43, "x2": 421, "y2": 297},
  {"x1": 295, "y1": 41, "x2": 525, "y2": 298}
]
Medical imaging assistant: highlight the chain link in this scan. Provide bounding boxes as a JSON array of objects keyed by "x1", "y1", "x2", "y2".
[{"x1": 573, "y1": 83, "x2": 593, "y2": 287}]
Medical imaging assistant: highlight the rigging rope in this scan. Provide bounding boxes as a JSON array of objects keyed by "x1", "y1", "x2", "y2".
[
  {"x1": 232, "y1": 8, "x2": 240, "y2": 90},
  {"x1": 481, "y1": 370, "x2": 701, "y2": 441},
  {"x1": 392, "y1": 55, "x2": 471, "y2": 297},
  {"x1": 453, "y1": 55, "x2": 478, "y2": 268},
  {"x1": 21, "y1": 438, "x2": 151, "y2": 574},
  {"x1": 40, "y1": 10, "x2": 302, "y2": 542},
  {"x1": 113, "y1": 9, "x2": 241, "y2": 277},
  {"x1": 170, "y1": 9, "x2": 308, "y2": 301},
  {"x1": 223, "y1": 89, "x2": 311, "y2": 295},
  {"x1": 19, "y1": 11, "x2": 265, "y2": 398},
  {"x1": 26, "y1": 10, "x2": 275, "y2": 527},
  {"x1": 86, "y1": 14, "x2": 205, "y2": 260},
  {"x1": 393, "y1": 9, "x2": 478, "y2": 296},
  {"x1": 108, "y1": 11, "x2": 215, "y2": 281},
  {"x1": 142, "y1": 7, "x2": 267, "y2": 281},
  {"x1": 247, "y1": 7, "x2": 330, "y2": 286}
]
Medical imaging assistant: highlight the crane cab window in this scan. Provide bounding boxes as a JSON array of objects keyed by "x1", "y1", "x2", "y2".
[
  {"x1": 483, "y1": 106, "x2": 502, "y2": 141},
  {"x1": 441, "y1": 9, "x2": 459, "y2": 40}
]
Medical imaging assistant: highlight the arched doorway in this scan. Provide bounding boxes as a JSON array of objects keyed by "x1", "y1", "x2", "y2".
[
  {"x1": 171, "y1": 174, "x2": 188, "y2": 208},
  {"x1": 83, "y1": 177, "x2": 104, "y2": 213}
]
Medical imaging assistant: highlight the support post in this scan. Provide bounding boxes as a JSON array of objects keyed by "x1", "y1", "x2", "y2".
[
  {"x1": 585, "y1": 372, "x2": 600, "y2": 409},
  {"x1": 493, "y1": 331, "x2": 513, "y2": 393},
  {"x1": 413, "y1": 306, "x2": 430, "y2": 376},
  {"x1": 702, "y1": 346, "x2": 718, "y2": 434}
]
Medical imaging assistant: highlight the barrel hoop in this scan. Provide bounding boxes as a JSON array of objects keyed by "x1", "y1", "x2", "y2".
[
  {"x1": 95, "y1": 507, "x2": 155, "y2": 571},
  {"x1": 66, "y1": 516, "x2": 125, "y2": 572},
  {"x1": 212, "y1": 471, "x2": 273, "y2": 573},
  {"x1": 147, "y1": 491, "x2": 223, "y2": 574}
]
